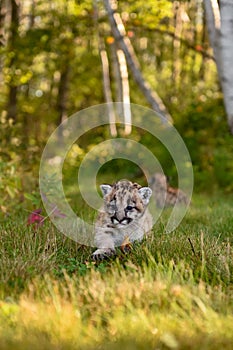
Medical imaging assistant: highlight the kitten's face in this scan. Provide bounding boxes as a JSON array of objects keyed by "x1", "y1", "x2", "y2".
[{"x1": 100, "y1": 180, "x2": 152, "y2": 228}]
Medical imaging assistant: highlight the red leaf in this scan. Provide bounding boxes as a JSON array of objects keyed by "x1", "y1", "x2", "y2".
[
  {"x1": 27, "y1": 209, "x2": 44, "y2": 227},
  {"x1": 195, "y1": 45, "x2": 203, "y2": 52}
]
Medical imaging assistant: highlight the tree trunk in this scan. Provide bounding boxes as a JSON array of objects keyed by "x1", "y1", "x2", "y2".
[
  {"x1": 7, "y1": 86, "x2": 17, "y2": 120},
  {"x1": 56, "y1": 64, "x2": 71, "y2": 142},
  {"x1": 100, "y1": 48, "x2": 117, "y2": 136},
  {"x1": 103, "y1": 0, "x2": 173, "y2": 124},
  {"x1": 116, "y1": 49, "x2": 131, "y2": 134},
  {"x1": 219, "y1": 0, "x2": 233, "y2": 133},
  {"x1": 110, "y1": 42, "x2": 123, "y2": 114},
  {"x1": 199, "y1": 5, "x2": 208, "y2": 81},
  {"x1": 204, "y1": 0, "x2": 233, "y2": 133},
  {"x1": 203, "y1": 0, "x2": 222, "y2": 76},
  {"x1": 6, "y1": 0, "x2": 20, "y2": 122},
  {"x1": 110, "y1": 42, "x2": 132, "y2": 134},
  {"x1": 57, "y1": 65, "x2": 70, "y2": 126},
  {"x1": 22, "y1": 0, "x2": 36, "y2": 144},
  {"x1": 0, "y1": 0, "x2": 6, "y2": 47},
  {"x1": 93, "y1": 0, "x2": 117, "y2": 136},
  {"x1": 172, "y1": 1, "x2": 183, "y2": 87}
]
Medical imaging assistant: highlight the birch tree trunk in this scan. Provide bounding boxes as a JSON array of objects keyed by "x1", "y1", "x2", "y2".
[
  {"x1": 204, "y1": 0, "x2": 233, "y2": 133},
  {"x1": 110, "y1": 42, "x2": 131, "y2": 134},
  {"x1": 100, "y1": 48, "x2": 117, "y2": 136},
  {"x1": 116, "y1": 49, "x2": 131, "y2": 134},
  {"x1": 93, "y1": 0, "x2": 117, "y2": 136},
  {"x1": 219, "y1": 0, "x2": 233, "y2": 133},
  {"x1": 103, "y1": 0, "x2": 173, "y2": 124}
]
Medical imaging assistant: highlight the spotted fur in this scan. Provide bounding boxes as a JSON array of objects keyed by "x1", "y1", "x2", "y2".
[
  {"x1": 92, "y1": 180, "x2": 152, "y2": 260},
  {"x1": 149, "y1": 173, "x2": 188, "y2": 208}
]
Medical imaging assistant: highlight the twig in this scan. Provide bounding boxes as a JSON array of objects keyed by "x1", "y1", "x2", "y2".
[{"x1": 188, "y1": 237, "x2": 196, "y2": 256}]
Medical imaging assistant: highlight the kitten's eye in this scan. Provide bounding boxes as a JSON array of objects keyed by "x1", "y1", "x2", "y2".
[{"x1": 126, "y1": 205, "x2": 133, "y2": 211}]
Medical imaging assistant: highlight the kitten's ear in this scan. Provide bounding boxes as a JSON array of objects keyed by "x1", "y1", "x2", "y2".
[
  {"x1": 138, "y1": 187, "x2": 152, "y2": 205},
  {"x1": 100, "y1": 184, "x2": 112, "y2": 197}
]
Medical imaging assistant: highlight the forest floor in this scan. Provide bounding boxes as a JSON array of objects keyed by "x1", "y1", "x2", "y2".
[{"x1": 0, "y1": 193, "x2": 233, "y2": 349}]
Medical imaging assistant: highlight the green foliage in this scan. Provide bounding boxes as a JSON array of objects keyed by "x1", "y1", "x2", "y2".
[
  {"x1": 175, "y1": 97, "x2": 233, "y2": 192},
  {"x1": 23, "y1": 192, "x2": 42, "y2": 207},
  {"x1": 0, "y1": 0, "x2": 232, "y2": 200},
  {"x1": 0, "y1": 159, "x2": 22, "y2": 217},
  {"x1": 118, "y1": 0, "x2": 173, "y2": 28},
  {"x1": 54, "y1": 258, "x2": 108, "y2": 277}
]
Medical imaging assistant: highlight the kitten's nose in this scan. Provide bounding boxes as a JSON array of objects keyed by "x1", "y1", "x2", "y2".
[{"x1": 115, "y1": 210, "x2": 125, "y2": 222}]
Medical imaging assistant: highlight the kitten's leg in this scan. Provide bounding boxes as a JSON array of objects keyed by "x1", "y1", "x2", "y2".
[{"x1": 92, "y1": 229, "x2": 116, "y2": 261}]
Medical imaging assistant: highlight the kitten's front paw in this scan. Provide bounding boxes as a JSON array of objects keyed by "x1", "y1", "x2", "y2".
[
  {"x1": 121, "y1": 235, "x2": 132, "y2": 254},
  {"x1": 121, "y1": 243, "x2": 132, "y2": 254},
  {"x1": 92, "y1": 248, "x2": 116, "y2": 261}
]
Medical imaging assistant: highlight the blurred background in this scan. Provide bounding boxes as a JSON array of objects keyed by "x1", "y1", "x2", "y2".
[{"x1": 0, "y1": 0, "x2": 233, "y2": 218}]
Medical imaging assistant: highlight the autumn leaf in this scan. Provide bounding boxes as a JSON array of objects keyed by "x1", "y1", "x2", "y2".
[
  {"x1": 195, "y1": 45, "x2": 203, "y2": 52},
  {"x1": 27, "y1": 209, "x2": 44, "y2": 228},
  {"x1": 127, "y1": 31, "x2": 134, "y2": 38},
  {"x1": 106, "y1": 36, "x2": 114, "y2": 44}
]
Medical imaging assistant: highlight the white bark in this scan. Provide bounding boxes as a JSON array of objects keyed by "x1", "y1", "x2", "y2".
[
  {"x1": 204, "y1": 0, "x2": 223, "y2": 82},
  {"x1": 110, "y1": 41, "x2": 132, "y2": 134},
  {"x1": 100, "y1": 49, "x2": 117, "y2": 136},
  {"x1": 219, "y1": 0, "x2": 233, "y2": 133},
  {"x1": 116, "y1": 49, "x2": 132, "y2": 134},
  {"x1": 93, "y1": 0, "x2": 117, "y2": 136},
  {"x1": 204, "y1": 0, "x2": 233, "y2": 133}
]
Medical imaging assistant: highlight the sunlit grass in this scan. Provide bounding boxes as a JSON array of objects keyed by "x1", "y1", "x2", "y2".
[
  {"x1": 0, "y1": 193, "x2": 232, "y2": 349},
  {"x1": 0, "y1": 264, "x2": 233, "y2": 349}
]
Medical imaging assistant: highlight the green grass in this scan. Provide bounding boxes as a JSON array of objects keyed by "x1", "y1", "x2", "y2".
[{"x1": 0, "y1": 193, "x2": 233, "y2": 349}]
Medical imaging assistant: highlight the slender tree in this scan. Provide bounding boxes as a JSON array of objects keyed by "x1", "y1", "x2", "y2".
[
  {"x1": 116, "y1": 49, "x2": 131, "y2": 134},
  {"x1": 6, "y1": 0, "x2": 20, "y2": 122},
  {"x1": 56, "y1": 65, "x2": 70, "y2": 126},
  {"x1": 100, "y1": 48, "x2": 117, "y2": 136},
  {"x1": 172, "y1": 1, "x2": 183, "y2": 86},
  {"x1": 110, "y1": 41, "x2": 123, "y2": 111},
  {"x1": 0, "y1": 0, "x2": 6, "y2": 47},
  {"x1": 204, "y1": 0, "x2": 233, "y2": 133},
  {"x1": 94, "y1": 0, "x2": 117, "y2": 136},
  {"x1": 0, "y1": 0, "x2": 7, "y2": 94}
]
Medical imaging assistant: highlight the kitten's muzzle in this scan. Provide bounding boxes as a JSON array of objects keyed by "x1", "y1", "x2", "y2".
[{"x1": 111, "y1": 216, "x2": 132, "y2": 225}]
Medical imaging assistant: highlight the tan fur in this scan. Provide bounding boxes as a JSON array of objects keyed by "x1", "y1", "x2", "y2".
[
  {"x1": 92, "y1": 180, "x2": 152, "y2": 260},
  {"x1": 149, "y1": 173, "x2": 188, "y2": 208}
]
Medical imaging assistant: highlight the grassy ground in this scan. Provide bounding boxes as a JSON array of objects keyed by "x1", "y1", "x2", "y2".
[{"x1": 0, "y1": 193, "x2": 233, "y2": 349}]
